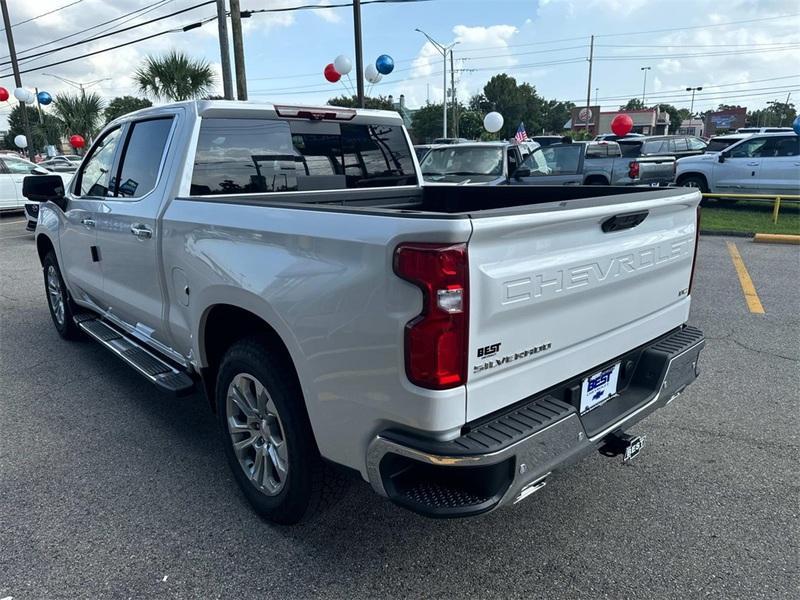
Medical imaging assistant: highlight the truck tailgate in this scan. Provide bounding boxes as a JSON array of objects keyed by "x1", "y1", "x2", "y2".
[
  {"x1": 465, "y1": 189, "x2": 699, "y2": 421},
  {"x1": 637, "y1": 155, "x2": 676, "y2": 185}
]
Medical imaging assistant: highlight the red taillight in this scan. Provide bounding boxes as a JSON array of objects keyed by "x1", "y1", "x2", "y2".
[
  {"x1": 628, "y1": 160, "x2": 640, "y2": 179},
  {"x1": 689, "y1": 205, "x2": 701, "y2": 294},
  {"x1": 394, "y1": 243, "x2": 469, "y2": 390}
]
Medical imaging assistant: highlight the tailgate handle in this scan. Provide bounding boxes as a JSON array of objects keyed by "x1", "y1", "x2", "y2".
[{"x1": 602, "y1": 211, "x2": 649, "y2": 233}]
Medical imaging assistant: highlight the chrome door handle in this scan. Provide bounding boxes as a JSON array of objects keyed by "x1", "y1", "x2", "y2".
[
  {"x1": 746, "y1": 161, "x2": 759, "y2": 166},
  {"x1": 81, "y1": 218, "x2": 95, "y2": 228},
  {"x1": 130, "y1": 223, "x2": 152, "y2": 239}
]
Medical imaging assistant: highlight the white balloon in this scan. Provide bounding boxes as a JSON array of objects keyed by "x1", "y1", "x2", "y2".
[
  {"x1": 14, "y1": 87, "x2": 32, "y2": 103},
  {"x1": 365, "y1": 63, "x2": 380, "y2": 84},
  {"x1": 483, "y1": 111, "x2": 504, "y2": 133},
  {"x1": 334, "y1": 54, "x2": 352, "y2": 76},
  {"x1": 14, "y1": 134, "x2": 27, "y2": 149}
]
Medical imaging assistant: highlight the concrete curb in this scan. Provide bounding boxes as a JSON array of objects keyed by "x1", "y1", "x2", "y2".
[
  {"x1": 753, "y1": 233, "x2": 800, "y2": 245},
  {"x1": 700, "y1": 230, "x2": 753, "y2": 238}
]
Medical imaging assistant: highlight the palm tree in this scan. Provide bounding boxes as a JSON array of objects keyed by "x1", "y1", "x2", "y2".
[
  {"x1": 135, "y1": 51, "x2": 215, "y2": 102},
  {"x1": 52, "y1": 92, "x2": 105, "y2": 143}
]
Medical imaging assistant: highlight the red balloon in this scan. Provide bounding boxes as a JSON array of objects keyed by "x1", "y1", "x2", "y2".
[
  {"x1": 0, "y1": 87, "x2": 8, "y2": 102},
  {"x1": 611, "y1": 114, "x2": 634, "y2": 137},
  {"x1": 324, "y1": 63, "x2": 341, "y2": 83},
  {"x1": 69, "y1": 134, "x2": 85, "y2": 149}
]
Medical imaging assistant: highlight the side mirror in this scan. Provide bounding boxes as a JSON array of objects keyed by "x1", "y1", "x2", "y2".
[
  {"x1": 718, "y1": 152, "x2": 727, "y2": 163},
  {"x1": 22, "y1": 174, "x2": 68, "y2": 211},
  {"x1": 514, "y1": 166, "x2": 532, "y2": 180}
]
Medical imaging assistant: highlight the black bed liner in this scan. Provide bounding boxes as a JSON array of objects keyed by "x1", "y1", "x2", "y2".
[{"x1": 180, "y1": 184, "x2": 694, "y2": 219}]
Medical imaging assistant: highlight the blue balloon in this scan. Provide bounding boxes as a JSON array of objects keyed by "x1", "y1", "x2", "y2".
[
  {"x1": 375, "y1": 54, "x2": 394, "y2": 75},
  {"x1": 793, "y1": 115, "x2": 800, "y2": 136},
  {"x1": 37, "y1": 91, "x2": 52, "y2": 105}
]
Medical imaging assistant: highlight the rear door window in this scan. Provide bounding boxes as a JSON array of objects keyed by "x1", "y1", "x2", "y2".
[
  {"x1": 687, "y1": 137, "x2": 706, "y2": 151},
  {"x1": 671, "y1": 138, "x2": 689, "y2": 153},
  {"x1": 115, "y1": 118, "x2": 174, "y2": 198},
  {"x1": 191, "y1": 118, "x2": 416, "y2": 195}
]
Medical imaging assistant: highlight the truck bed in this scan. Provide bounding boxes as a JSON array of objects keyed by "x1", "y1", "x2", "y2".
[{"x1": 183, "y1": 184, "x2": 688, "y2": 217}]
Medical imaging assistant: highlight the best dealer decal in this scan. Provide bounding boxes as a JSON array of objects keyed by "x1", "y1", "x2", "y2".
[{"x1": 473, "y1": 342, "x2": 552, "y2": 374}]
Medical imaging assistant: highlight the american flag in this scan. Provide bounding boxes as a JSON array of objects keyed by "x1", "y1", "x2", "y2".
[{"x1": 515, "y1": 122, "x2": 529, "y2": 143}]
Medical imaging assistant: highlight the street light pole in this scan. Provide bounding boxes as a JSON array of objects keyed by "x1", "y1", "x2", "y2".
[
  {"x1": 42, "y1": 73, "x2": 111, "y2": 97},
  {"x1": 640, "y1": 66, "x2": 651, "y2": 104},
  {"x1": 415, "y1": 28, "x2": 458, "y2": 138},
  {"x1": 686, "y1": 86, "x2": 703, "y2": 117}
]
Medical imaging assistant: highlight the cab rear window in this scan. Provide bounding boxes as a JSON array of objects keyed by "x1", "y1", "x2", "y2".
[{"x1": 190, "y1": 118, "x2": 417, "y2": 195}]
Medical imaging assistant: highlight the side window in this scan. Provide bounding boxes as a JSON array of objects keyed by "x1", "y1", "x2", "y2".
[
  {"x1": 671, "y1": 138, "x2": 689, "y2": 152},
  {"x1": 77, "y1": 128, "x2": 123, "y2": 197},
  {"x1": 115, "y1": 118, "x2": 173, "y2": 198},
  {"x1": 643, "y1": 140, "x2": 665, "y2": 154},
  {"x1": 2, "y1": 157, "x2": 40, "y2": 174},
  {"x1": 729, "y1": 138, "x2": 767, "y2": 158},
  {"x1": 688, "y1": 137, "x2": 706, "y2": 151},
  {"x1": 773, "y1": 137, "x2": 799, "y2": 157}
]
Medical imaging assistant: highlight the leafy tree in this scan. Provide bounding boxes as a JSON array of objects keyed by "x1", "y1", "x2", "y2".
[
  {"x1": 410, "y1": 103, "x2": 445, "y2": 143},
  {"x1": 135, "y1": 50, "x2": 215, "y2": 101},
  {"x1": 104, "y1": 96, "x2": 152, "y2": 124},
  {"x1": 327, "y1": 95, "x2": 395, "y2": 110},
  {"x1": 458, "y1": 110, "x2": 484, "y2": 140},
  {"x1": 657, "y1": 103, "x2": 682, "y2": 133},
  {"x1": 747, "y1": 100, "x2": 796, "y2": 127},
  {"x1": 620, "y1": 98, "x2": 646, "y2": 110},
  {"x1": 52, "y1": 92, "x2": 105, "y2": 142},
  {"x1": 542, "y1": 100, "x2": 575, "y2": 134},
  {"x1": 3, "y1": 105, "x2": 65, "y2": 153}
]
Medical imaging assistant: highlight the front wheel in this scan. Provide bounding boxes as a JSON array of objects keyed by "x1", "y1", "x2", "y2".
[
  {"x1": 679, "y1": 175, "x2": 709, "y2": 193},
  {"x1": 216, "y1": 337, "x2": 342, "y2": 524},
  {"x1": 42, "y1": 252, "x2": 81, "y2": 340}
]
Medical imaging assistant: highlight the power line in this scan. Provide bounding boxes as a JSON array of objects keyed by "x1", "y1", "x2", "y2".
[
  {"x1": 0, "y1": 21, "x2": 203, "y2": 78},
  {"x1": 0, "y1": 0, "x2": 84, "y2": 31},
  {"x1": 0, "y1": 0, "x2": 173, "y2": 61},
  {"x1": 1, "y1": 1, "x2": 215, "y2": 68},
  {"x1": 246, "y1": 0, "x2": 434, "y2": 15},
  {"x1": 595, "y1": 46, "x2": 800, "y2": 61},
  {"x1": 595, "y1": 12, "x2": 800, "y2": 37},
  {"x1": 596, "y1": 41, "x2": 800, "y2": 48}
]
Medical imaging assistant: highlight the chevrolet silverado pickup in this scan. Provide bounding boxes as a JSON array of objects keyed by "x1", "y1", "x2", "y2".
[{"x1": 25, "y1": 101, "x2": 705, "y2": 524}]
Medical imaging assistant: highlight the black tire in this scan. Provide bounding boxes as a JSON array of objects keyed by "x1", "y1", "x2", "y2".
[
  {"x1": 678, "y1": 174, "x2": 709, "y2": 193},
  {"x1": 216, "y1": 337, "x2": 343, "y2": 524},
  {"x1": 42, "y1": 251, "x2": 82, "y2": 340}
]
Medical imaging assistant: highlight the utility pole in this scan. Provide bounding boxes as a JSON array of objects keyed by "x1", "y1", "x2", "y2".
[
  {"x1": 353, "y1": 0, "x2": 365, "y2": 108},
  {"x1": 230, "y1": 0, "x2": 247, "y2": 100},
  {"x1": 1, "y1": 0, "x2": 35, "y2": 160},
  {"x1": 450, "y1": 50, "x2": 457, "y2": 137},
  {"x1": 594, "y1": 87, "x2": 599, "y2": 106},
  {"x1": 584, "y1": 34, "x2": 594, "y2": 137},
  {"x1": 780, "y1": 92, "x2": 791, "y2": 126},
  {"x1": 215, "y1": 0, "x2": 234, "y2": 99},
  {"x1": 640, "y1": 66, "x2": 651, "y2": 104}
]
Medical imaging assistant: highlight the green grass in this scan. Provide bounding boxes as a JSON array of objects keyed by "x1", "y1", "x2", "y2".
[{"x1": 700, "y1": 199, "x2": 800, "y2": 235}]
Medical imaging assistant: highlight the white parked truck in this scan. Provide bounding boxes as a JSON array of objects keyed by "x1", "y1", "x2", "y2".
[{"x1": 25, "y1": 101, "x2": 705, "y2": 523}]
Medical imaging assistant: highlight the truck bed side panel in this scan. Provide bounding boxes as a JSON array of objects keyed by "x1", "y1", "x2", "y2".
[{"x1": 160, "y1": 198, "x2": 473, "y2": 476}]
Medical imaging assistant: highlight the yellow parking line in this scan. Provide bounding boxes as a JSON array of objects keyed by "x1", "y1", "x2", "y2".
[{"x1": 726, "y1": 242, "x2": 765, "y2": 314}]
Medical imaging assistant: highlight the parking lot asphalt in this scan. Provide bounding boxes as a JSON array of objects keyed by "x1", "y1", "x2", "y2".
[{"x1": 1, "y1": 216, "x2": 798, "y2": 600}]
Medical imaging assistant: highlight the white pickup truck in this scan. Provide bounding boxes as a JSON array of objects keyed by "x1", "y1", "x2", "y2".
[{"x1": 25, "y1": 101, "x2": 705, "y2": 524}]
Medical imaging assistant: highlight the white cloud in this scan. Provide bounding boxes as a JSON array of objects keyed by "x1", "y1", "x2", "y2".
[{"x1": 313, "y1": 1, "x2": 343, "y2": 24}]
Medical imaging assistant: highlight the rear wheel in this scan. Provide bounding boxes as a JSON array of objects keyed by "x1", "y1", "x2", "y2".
[
  {"x1": 42, "y1": 251, "x2": 81, "y2": 340},
  {"x1": 216, "y1": 337, "x2": 343, "y2": 524}
]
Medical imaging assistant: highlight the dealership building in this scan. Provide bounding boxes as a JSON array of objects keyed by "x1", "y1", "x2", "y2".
[{"x1": 569, "y1": 106, "x2": 671, "y2": 136}]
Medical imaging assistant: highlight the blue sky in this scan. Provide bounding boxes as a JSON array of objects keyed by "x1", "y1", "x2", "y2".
[{"x1": 2, "y1": 0, "x2": 799, "y2": 130}]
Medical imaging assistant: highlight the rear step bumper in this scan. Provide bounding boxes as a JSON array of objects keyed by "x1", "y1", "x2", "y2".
[
  {"x1": 366, "y1": 325, "x2": 704, "y2": 518},
  {"x1": 74, "y1": 314, "x2": 195, "y2": 396}
]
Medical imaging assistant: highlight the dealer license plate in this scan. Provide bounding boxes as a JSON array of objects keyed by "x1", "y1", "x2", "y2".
[{"x1": 580, "y1": 363, "x2": 620, "y2": 414}]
